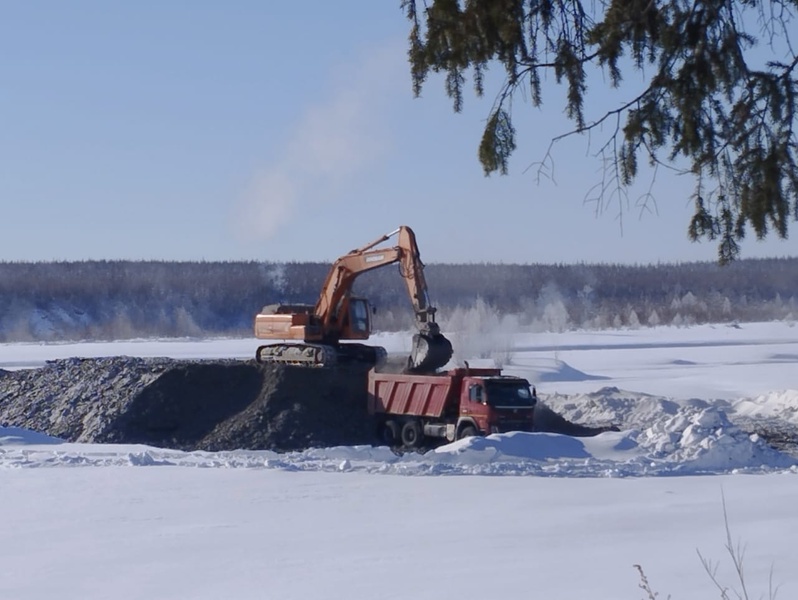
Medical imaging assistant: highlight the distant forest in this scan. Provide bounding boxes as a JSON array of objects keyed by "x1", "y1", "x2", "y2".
[{"x1": 0, "y1": 257, "x2": 796, "y2": 342}]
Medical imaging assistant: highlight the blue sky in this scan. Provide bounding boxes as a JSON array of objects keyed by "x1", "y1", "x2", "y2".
[{"x1": 2, "y1": 2, "x2": 796, "y2": 265}]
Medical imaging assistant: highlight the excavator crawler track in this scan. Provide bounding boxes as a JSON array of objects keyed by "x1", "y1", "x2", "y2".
[
  {"x1": 256, "y1": 344, "x2": 338, "y2": 368},
  {"x1": 255, "y1": 343, "x2": 388, "y2": 368}
]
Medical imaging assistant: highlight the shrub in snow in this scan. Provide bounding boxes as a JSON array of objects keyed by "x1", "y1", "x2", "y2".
[{"x1": 647, "y1": 309, "x2": 660, "y2": 326}]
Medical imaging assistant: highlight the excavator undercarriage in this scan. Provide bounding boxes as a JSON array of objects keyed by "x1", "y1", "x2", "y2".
[{"x1": 255, "y1": 342, "x2": 388, "y2": 368}]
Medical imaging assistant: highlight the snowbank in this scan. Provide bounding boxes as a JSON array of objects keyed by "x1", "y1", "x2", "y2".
[{"x1": 3, "y1": 387, "x2": 797, "y2": 476}]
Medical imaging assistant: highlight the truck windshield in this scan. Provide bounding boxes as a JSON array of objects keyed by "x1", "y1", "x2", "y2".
[{"x1": 484, "y1": 382, "x2": 536, "y2": 408}]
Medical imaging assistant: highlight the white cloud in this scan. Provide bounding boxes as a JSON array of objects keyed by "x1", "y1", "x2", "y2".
[
  {"x1": 237, "y1": 169, "x2": 298, "y2": 240},
  {"x1": 234, "y1": 41, "x2": 404, "y2": 241},
  {"x1": 289, "y1": 87, "x2": 382, "y2": 179}
]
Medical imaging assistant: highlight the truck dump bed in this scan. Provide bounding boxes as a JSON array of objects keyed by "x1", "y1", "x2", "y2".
[{"x1": 367, "y1": 368, "x2": 501, "y2": 418}]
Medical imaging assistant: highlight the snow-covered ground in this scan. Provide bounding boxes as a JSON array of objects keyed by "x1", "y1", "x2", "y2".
[{"x1": 2, "y1": 322, "x2": 798, "y2": 600}]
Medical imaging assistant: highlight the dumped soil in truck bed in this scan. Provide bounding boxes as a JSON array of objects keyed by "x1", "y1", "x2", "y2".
[{"x1": 0, "y1": 357, "x2": 613, "y2": 452}]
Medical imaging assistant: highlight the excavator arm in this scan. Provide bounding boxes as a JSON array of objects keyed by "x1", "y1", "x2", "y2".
[
  {"x1": 313, "y1": 225, "x2": 451, "y2": 372},
  {"x1": 315, "y1": 226, "x2": 440, "y2": 337}
]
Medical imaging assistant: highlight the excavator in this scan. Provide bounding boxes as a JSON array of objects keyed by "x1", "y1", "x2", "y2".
[{"x1": 254, "y1": 226, "x2": 453, "y2": 373}]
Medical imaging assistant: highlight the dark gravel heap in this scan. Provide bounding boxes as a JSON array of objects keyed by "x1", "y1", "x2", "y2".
[{"x1": 0, "y1": 357, "x2": 376, "y2": 452}]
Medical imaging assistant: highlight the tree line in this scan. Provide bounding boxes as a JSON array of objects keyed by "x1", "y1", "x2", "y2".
[{"x1": 0, "y1": 257, "x2": 796, "y2": 342}]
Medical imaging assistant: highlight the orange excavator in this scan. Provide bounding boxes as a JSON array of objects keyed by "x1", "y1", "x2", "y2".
[{"x1": 254, "y1": 226, "x2": 453, "y2": 373}]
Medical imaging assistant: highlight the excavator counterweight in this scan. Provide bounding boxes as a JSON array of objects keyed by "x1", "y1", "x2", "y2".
[{"x1": 254, "y1": 226, "x2": 453, "y2": 372}]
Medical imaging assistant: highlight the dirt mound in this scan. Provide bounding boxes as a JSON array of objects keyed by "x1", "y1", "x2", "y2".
[
  {"x1": 0, "y1": 357, "x2": 375, "y2": 452},
  {"x1": 198, "y1": 362, "x2": 375, "y2": 451}
]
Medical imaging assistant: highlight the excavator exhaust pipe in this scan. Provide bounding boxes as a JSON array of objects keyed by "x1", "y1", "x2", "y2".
[{"x1": 407, "y1": 333, "x2": 453, "y2": 373}]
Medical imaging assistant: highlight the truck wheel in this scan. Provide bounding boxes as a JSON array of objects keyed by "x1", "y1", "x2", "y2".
[
  {"x1": 400, "y1": 420, "x2": 423, "y2": 448},
  {"x1": 379, "y1": 420, "x2": 399, "y2": 446},
  {"x1": 458, "y1": 425, "x2": 479, "y2": 440}
]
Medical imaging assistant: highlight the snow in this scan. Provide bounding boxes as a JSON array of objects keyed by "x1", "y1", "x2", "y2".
[{"x1": 2, "y1": 322, "x2": 798, "y2": 599}]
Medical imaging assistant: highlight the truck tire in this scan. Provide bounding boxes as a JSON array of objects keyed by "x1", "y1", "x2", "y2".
[
  {"x1": 457, "y1": 425, "x2": 479, "y2": 440},
  {"x1": 379, "y1": 420, "x2": 399, "y2": 446},
  {"x1": 400, "y1": 420, "x2": 424, "y2": 448}
]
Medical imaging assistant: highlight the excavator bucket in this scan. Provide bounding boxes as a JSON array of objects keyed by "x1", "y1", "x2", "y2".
[{"x1": 408, "y1": 333, "x2": 453, "y2": 373}]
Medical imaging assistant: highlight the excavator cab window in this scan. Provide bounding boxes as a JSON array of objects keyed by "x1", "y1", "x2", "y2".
[{"x1": 350, "y1": 298, "x2": 371, "y2": 335}]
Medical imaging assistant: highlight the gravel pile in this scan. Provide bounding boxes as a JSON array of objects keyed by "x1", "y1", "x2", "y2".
[{"x1": 0, "y1": 357, "x2": 375, "y2": 452}]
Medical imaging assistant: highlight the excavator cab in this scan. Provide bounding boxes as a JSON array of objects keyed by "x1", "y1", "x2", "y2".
[{"x1": 341, "y1": 297, "x2": 372, "y2": 339}]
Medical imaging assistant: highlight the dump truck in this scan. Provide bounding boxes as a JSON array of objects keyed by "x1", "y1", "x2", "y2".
[
  {"x1": 254, "y1": 225, "x2": 452, "y2": 372},
  {"x1": 367, "y1": 365, "x2": 537, "y2": 448}
]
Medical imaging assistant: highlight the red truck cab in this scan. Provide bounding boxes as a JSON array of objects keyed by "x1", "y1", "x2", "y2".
[{"x1": 368, "y1": 366, "x2": 537, "y2": 448}]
